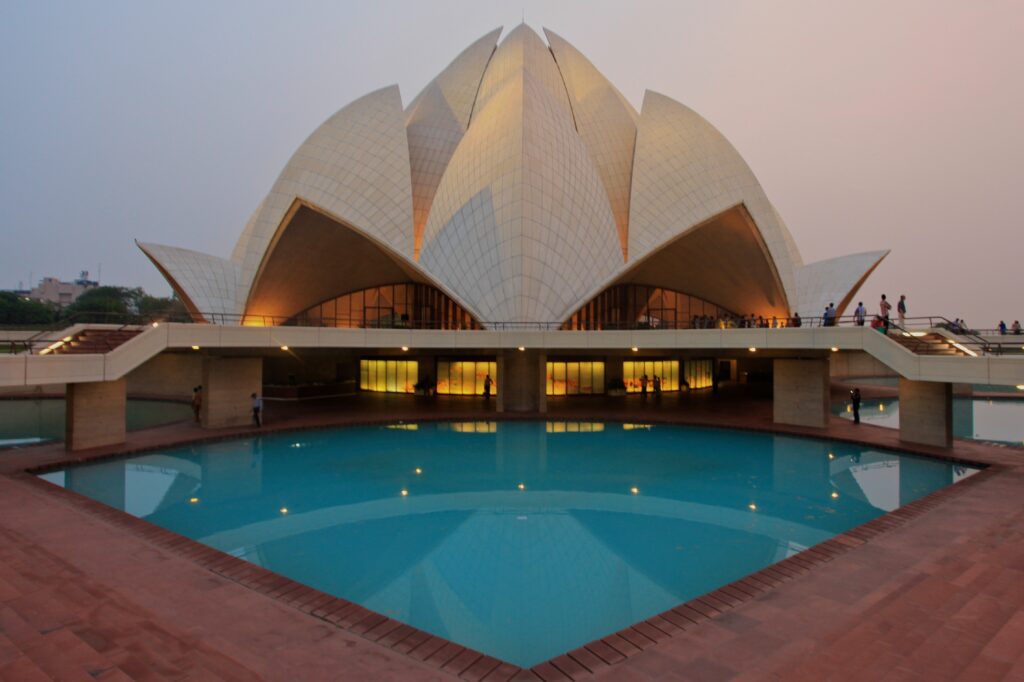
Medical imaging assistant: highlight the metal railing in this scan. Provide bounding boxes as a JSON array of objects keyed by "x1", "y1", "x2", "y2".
[{"x1": 3, "y1": 311, "x2": 1023, "y2": 356}]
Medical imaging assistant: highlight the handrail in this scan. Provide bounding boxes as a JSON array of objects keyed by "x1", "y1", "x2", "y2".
[{"x1": 3, "y1": 312, "x2": 1023, "y2": 356}]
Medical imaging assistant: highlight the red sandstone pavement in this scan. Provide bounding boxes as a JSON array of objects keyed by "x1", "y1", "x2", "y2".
[{"x1": 1, "y1": 392, "x2": 1023, "y2": 681}]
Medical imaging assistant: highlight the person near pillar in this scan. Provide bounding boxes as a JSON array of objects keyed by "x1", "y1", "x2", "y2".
[
  {"x1": 483, "y1": 374, "x2": 493, "y2": 400},
  {"x1": 191, "y1": 385, "x2": 203, "y2": 423},
  {"x1": 251, "y1": 392, "x2": 263, "y2": 427},
  {"x1": 850, "y1": 388, "x2": 861, "y2": 424}
]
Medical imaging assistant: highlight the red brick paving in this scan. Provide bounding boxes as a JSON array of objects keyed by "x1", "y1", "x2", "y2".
[{"x1": 1, "y1": 391, "x2": 1023, "y2": 680}]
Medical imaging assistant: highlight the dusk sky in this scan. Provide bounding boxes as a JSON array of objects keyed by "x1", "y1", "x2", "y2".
[{"x1": 1, "y1": 0, "x2": 1021, "y2": 326}]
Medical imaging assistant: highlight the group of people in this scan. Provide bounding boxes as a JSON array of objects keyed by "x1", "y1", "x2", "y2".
[
  {"x1": 690, "y1": 313, "x2": 794, "y2": 329},
  {"x1": 997, "y1": 320, "x2": 1023, "y2": 335},
  {"x1": 637, "y1": 373, "x2": 664, "y2": 397},
  {"x1": 852, "y1": 293, "x2": 909, "y2": 334},
  {"x1": 190, "y1": 384, "x2": 264, "y2": 427}
]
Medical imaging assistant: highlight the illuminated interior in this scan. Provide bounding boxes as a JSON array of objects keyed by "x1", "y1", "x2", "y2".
[
  {"x1": 546, "y1": 361, "x2": 606, "y2": 396},
  {"x1": 290, "y1": 282, "x2": 481, "y2": 329},
  {"x1": 359, "y1": 359, "x2": 418, "y2": 394},
  {"x1": 562, "y1": 284, "x2": 737, "y2": 330},
  {"x1": 683, "y1": 359, "x2": 714, "y2": 390},
  {"x1": 436, "y1": 360, "x2": 498, "y2": 396},
  {"x1": 622, "y1": 360, "x2": 680, "y2": 393}
]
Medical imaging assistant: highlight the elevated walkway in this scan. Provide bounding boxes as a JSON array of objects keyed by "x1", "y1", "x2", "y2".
[{"x1": 0, "y1": 323, "x2": 1022, "y2": 389}]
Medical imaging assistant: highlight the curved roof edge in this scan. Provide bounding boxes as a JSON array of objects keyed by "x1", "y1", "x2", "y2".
[
  {"x1": 136, "y1": 241, "x2": 241, "y2": 322},
  {"x1": 232, "y1": 84, "x2": 414, "y2": 305},
  {"x1": 628, "y1": 89, "x2": 801, "y2": 301},
  {"x1": 794, "y1": 250, "x2": 889, "y2": 319}
]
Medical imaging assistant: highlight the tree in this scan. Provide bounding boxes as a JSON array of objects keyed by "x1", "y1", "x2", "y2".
[{"x1": 0, "y1": 292, "x2": 57, "y2": 325}]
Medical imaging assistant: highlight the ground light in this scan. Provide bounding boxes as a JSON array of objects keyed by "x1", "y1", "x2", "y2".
[{"x1": 279, "y1": 507, "x2": 289, "y2": 514}]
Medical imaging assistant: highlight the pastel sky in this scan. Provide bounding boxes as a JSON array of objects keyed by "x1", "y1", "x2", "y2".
[{"x1": 1, "y1": 0, "x2": 1021, "y2": 326}]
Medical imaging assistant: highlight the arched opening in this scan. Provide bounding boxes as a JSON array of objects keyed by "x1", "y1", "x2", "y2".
[
  {"x1": 288, "y1": 282, "x2": 482, "y2": 330},
  {"x1": 561, "y1": 284, "x2": 738, "y2": 330}
]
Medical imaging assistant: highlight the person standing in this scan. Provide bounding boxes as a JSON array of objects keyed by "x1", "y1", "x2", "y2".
[
  {"x1": 1013, "y1": 320, "x2": 1022, "y2": 335},
  {"x1": 897, "y1": 295, "x2": 907, "y2": 327},
  {"x1": 854, "y1": 302, "x2": 866, "y2": 326},
  {"x1": 879, "y1": 294, "x2": 892, "y2": 333},
  {"x1": 998, "y1": 320, "x2": 1007, "y2": 335},
  {"x1": 483, "y1": 374, "x2": 493, "y2": 399},
  {"x1": 851, "y1": 388, "x2": 861, "y2": 425},
  {"x1": 191, "y1": 385, "x2": 203, "y2": 423},
  {"x1": 251, "y1": 392, "x2": 263, "y2": 427},
  {"x1": 640, "y1": 373, "x2": 648, "y2": 399}
]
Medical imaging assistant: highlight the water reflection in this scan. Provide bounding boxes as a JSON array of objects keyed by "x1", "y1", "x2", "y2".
[{"x1": 40, "y1": 422, "x2": 976, "y2": 667}]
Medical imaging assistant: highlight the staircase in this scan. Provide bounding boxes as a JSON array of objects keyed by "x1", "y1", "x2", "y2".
[
  {"x1": 46, "y1": 328, "x2": 142, "y2": 355},
  {"x1": 890, "y1": 331, "x2": 972, "y2": 356}
]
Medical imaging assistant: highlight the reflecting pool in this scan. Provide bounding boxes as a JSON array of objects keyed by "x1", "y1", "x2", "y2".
[{"x1": 39, "y1": 421, "x2": 977, "y2": 666}]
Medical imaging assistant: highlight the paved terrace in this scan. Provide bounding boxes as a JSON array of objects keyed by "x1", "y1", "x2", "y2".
[
  {"x1": 0, "y1": 393, "x2": 1022, "y2": 681},
  {"x1": 2, "y1": 323, "x2": 1023, "y2": 389}
]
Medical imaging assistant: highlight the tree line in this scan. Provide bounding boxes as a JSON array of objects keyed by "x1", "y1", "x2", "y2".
[{"x1": 0, "y1": 287, "x2": 188, "y2": 326}]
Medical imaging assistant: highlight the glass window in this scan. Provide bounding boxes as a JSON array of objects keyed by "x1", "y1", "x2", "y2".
[
  {"x1": 545, "y1": 361, "x2": 605, "y2": 396},
  {"x1": 359, "y1": 359, "x2": 417, "y2": 394}
]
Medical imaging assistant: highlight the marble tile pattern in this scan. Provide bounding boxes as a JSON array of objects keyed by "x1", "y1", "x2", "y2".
[
  {"x1": 545, "y1": 28, "x2": 638, "y2": 259},
  {"x1": 405, "y1": 28, "x2": 501, "y2": 258},
  {"x1": 138, "y1": 25, "x2": 887, "y2": 327},
  {"x1": 794, "y1": 250, "x2": 890, "y2": 318},
  {"x1": 136, "y1": 242, "x2": 239, "y2": 319}
]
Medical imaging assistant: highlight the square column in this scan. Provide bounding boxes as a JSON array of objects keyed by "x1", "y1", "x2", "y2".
[
  {"x1": 497, "y1": 350, "x2": 546, "y2": 413},
  {"x1": 65, "y1": 379, "x2": 127, "y2": 451},
  {"x1": 201, "y1": 357, "x2": 263, "y2": 428},
  {"x1": 899, "y1": 378, "x2": 953, "y2": 448},
  {"x1": 773, "y1": 358, "x2": 829, "y2": 428}
]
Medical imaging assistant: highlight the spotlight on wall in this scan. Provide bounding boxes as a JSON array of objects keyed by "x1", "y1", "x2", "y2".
[{"x1": 831, "y1": 347, "x2": 839, "y2": 352}]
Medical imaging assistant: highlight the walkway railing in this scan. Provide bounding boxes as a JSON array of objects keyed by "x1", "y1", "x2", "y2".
[{"x1": 2, "y1": 312, "x2": 1022, "y2": 356}]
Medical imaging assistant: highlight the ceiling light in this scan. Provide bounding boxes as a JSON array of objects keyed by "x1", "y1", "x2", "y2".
[
  {"x1": 280, "y1": 345, "x2": 289, "y2": 351},
  {"x1": 191, "y1": 345, "x2": 200, "y2": 350},
  {"x1": 401, "y1": 346, "x2": 409, "y2": 351},
  {"x1": 748, "y1": 347, "x2": 757, "y2": 352}
]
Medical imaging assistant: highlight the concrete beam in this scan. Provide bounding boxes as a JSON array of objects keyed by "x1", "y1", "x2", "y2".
[
  {"x1": 65, "y1": 379, "x2": 126, "y2": 451},
  {"x1": 773, "y1": 358, "x2": 829, "y2": 428},
  {"x1": 899, "y1": 378, "x2": 953, "y2": 448},
  {"x1": 201, "y1": 357, "x2": 263, "y2": 428}
]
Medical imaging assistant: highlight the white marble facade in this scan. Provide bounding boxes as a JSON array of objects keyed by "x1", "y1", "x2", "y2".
[{"x1": 140, "y1": 25, "x2": 887, "y2": 326}]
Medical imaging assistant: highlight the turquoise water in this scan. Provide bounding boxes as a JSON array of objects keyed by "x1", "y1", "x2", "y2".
[
  {"x1": 833, "y1": 398, "x2": 1024, "y2": 445},
  {"x1": 39, "y1": 421, "x2": 976, "y2": 666},
  {"x1": 0, "y1": 399, "x2": 192, "y2": 448}
]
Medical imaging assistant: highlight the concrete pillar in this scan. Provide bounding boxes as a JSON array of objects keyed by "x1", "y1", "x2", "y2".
[
  {"x1": 772, "y1": 358, "x2": 830, "y2": 428},
  {"x1": 201, "y1": 357, "x2": 263, "y2": 428},
  {"x1": 899, "y1": 378, "x2": 953, "y2": 448},
  {"x1": 65, "y1": 379, "x2": 126, "y2": 450},
  {"x1": 497, "y1": 350, "x2": 546, "y2": 413}
]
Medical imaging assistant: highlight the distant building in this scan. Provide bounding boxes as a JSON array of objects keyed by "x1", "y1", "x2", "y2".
[{"x1": 27, "y1": 272, "x2": 98, "y2": 308}]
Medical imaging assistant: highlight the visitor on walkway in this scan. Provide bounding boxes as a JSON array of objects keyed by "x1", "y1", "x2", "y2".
[
  {"x1": 879, "y1": 294, "x2": 891, "y2": 322},
  {"x1": 897, "y1": 295, "x2": 907, "y2": 327},
  {"x1": 640, "y1": 373, "x2": 648, "y2": 399},
  {"x1": 251, "y1": 392, "x2": 263, "y2": 427},
  {"x1": 653, "y1": 375, "x2": 661, "y2": 397},
  {"x1": 1013, "y1": 320, "x2": 1022, "y2": 335},
  {"x1": 826, "y1": 303, "x2": 836, "y2": 326},
  {"x1": 483, "y1": 374, "x2": 493, "y2": 399},
  {"x1": 854, "y1": 302, "x2": 866, "y2": 326},
  {"x1": 999, "y1": 320, "x2": 1007, "y2": 335},
  {"x1": 792, "y1": 312, "x2": 802, "y2": 327},
  {"x1": 851, "y1": 388, "x2": 861, "y2": 424},
  {"x1": 191, "y1": 385, "x2": 202, "y2": 423}
]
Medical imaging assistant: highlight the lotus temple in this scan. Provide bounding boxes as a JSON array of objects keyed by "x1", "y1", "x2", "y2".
[{"x1": 2, "y1": 25, "x2": 1023, "y2": 682}]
